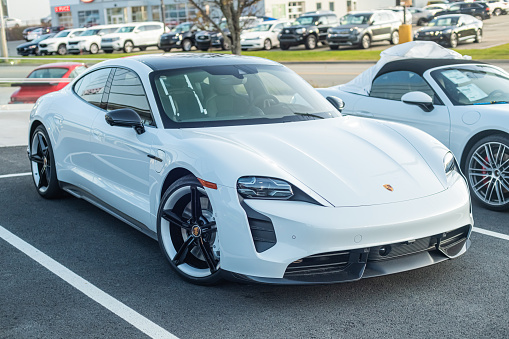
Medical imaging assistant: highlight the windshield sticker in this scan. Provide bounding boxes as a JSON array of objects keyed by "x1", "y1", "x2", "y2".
[
  {"x1": 442, "y1": 69, "x2": 471, "y2": 85},
  {"x1": 457, "y1": 84, "x2": 488, "y2": 102}
]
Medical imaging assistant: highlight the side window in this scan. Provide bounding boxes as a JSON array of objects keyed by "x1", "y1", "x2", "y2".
[
  {"x1": 370, "y1": 71, "x2": 438, "y2": 103},
  {"x1": 69, "y1": 66, "x2": 87, "y2": 78},
  {"x1": 318, "y1": 16, "x2": 328, "y2": 25},
  {"x1": 371, "y1": 13, "x2": 381, "y2": 23},
  {"x1": 328, "y1": 15, "x2": 338, "y2": 25},
  {"x1": 450, "y1": 5, "x2": 461, "y2": 11},
  {"x1": 73, "y1": 68, "x2": 111, "y2": 108},
  {"x1": 107, "y1": 68, "x2": 154, "y2": 126}
]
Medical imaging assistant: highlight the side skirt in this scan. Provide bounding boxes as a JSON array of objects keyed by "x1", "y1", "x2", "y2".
[{"x1": 60, "y1": 182, "x2": 157, "y2": 240}]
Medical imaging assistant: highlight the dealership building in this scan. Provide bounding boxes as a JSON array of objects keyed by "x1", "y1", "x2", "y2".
[{"x1": 49, "y1": 0, "x2": 403, "y2": 28}]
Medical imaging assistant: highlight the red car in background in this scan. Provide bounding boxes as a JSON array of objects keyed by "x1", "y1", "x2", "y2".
[{"x1": 10, "y1": 62, "x2": 87, "y2": 104}]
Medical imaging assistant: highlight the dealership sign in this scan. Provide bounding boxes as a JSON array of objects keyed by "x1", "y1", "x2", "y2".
[{"x1": 55, "y1": 6, "x2": 71, "y2": 13}]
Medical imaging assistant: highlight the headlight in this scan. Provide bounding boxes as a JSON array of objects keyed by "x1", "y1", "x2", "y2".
[
  {"x1": 29, "y1": 45, "x2": 36, "y2": 48},
  {"x1": 444, "y1": 152, "x2": 462, "y2": 186},
  {"x1": 237, "y1": 177, "x2": 293, "y2": 200},
  {"x1": 327, "y1": 28, "x2": 332, "y2": 33},
  {"x1": 350, "y1": 28, "x2": 359, "y2": 35},
  {"x1": 295, "y1": 28, "x2": 306, "y2": 34},
  {"x1": 111, "y1": 37, "x2": 120, "y2": 42}
]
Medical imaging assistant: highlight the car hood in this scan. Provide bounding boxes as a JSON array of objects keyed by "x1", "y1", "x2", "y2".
[
  {"x1": 182, "y1": 117, "x2": 446, "y2": 207},
  {"x1": 17, "y1": 41, "x2": 39, "y2": 48}
]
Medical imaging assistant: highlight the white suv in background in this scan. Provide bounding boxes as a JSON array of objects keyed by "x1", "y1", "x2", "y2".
[
  {"x1": 67, "y1": 24, "x2": 122, "y2": 54},
  {"x1": 101, "y1": 22, "x2": 166, "y2": 53},
  {"x1": 486, "y1": 1, "x2": 509, "y2": 16},
  {"x1": 38, "y1": 28, "x2": 86, "y2": 55},
  {"x1": 240, "y1": 20, "x2": 290, "y2": 50}
]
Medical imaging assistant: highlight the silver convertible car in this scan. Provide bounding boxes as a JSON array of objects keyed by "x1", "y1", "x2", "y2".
[{"x1": 28, "y1": 54, "x2": 472, "y2": 285}]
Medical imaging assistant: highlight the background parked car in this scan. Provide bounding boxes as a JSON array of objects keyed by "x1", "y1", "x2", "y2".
[
  {"x1": 195, "y1": 17, "x2": 263, "y2": 51},
  {"x1": 435, "y1": 1, "x2": 491, "y2": 20},
  {"x1": 387, "y1": 7, "x2": 413, "y2": 24},
  {"x1": 158, "y1": 22, "x2": 198, "y2": 52},
  {"x1": 327, "y1": 10, "x2": 400, "y2": 50},
  {"x1": 9, "y1": 63, "x2": 87, "y2": 104},
  {"x1": 408, "y1": 7, "x2": 435, "y2": 25},
  {"x1": 67, "y1": 24, "x2": 121, "y2": 54},
  {"x1": 101, "y1": 22, "x2": 166, "y2": 53},
  {"x1": 16, "y1": 33, "x2": 55, "y2": 56},
  {"x1": 240, "y1": 20, "x2": 290, "y2": 50},
  {"x1": 279, "y1": 11, "x2": 338, "y2": 50},
  {"x1": 484, "y1": 0, "x2": 509, "y2": 15},
  {"x1": 39, "y1": 28, "x2": 85, "y2": 55},
  {"x1": 424, "y1": 4, "x2": 451, "y2": 15},
  {"x1": 23, "y1": 27, "x2": 42, "y2": 41},
  {"x1": 1, "y1": 17, "x2": 22, "y2": 28},
  {"x1": 414, "y1": 14, "x2": 483, "y2": 47}
]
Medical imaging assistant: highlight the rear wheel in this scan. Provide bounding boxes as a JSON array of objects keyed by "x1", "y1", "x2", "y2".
[
  {"x1": 465, "y1": 135, "x2": 509, "y2": 211},
  {"x1": 494, "y1": 8, "x2": 502, "y2": 16},
  {"x1": 29, "y1": 125, "x2": 61, "y2": 198},
  {"x1": 449, "y1": 33, "x2": 458, "y2": 48},
  {"x1": 158, "y1": 175, "x2": 222, "y2": 285},
  {"x1": 417, "y1": 18, "x2": 427, "y2": 26},
  {"x1": 123, "y1": 40, "x2": 134, "y2": 53},
  {"x1": 305, "y1": 34, "x2": 317, "y2": 49},
  {"x1": 89, "y1": 43, "x2": 99, "y2": 54}
]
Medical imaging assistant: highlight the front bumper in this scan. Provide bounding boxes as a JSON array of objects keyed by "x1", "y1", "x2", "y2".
[
  {"x1": 211, "y1": 177, "x2": 472, "y2": 284},
  {"x1": 278, "y1": 34, "x2": 305, "y2": 46},
  {"x1": 414, "y1": 34, "x2": 450, "y2": 45},
  {"x1": 101, "y1": 41, "x2": 122, "y2": 51},
  {"x1": 241, "y1": 39, "x2": 264, "y2": 49},
  {"x1": 17, "y1": 47, "x2": 38, "y2": 56},
  {"x1": 327, "y1": 33, "x2": 361, "y2": 46},
  {"x1": 159, "y1": 37, "x2": 181, "y2": 49},
  {"x1": 38, "y1": 44, "x2": 57, "y2": 53}
]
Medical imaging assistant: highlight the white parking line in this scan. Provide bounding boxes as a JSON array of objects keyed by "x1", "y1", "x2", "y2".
[
  {"x1": 473, "y1": 227, "x2": 509, "y2": 241},
  {"x1": 0, "y1": 226, "x2": 178, "y2": 339},
  {"x1": 0, "y1": 172, "x2": 31, "y2": 179}
]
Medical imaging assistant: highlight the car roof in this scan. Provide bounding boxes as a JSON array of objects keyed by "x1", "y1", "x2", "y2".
[
  {"x1": 125, "y1": 53, "x2": 281, "y2": 71},
  {"x1": 376, "y1": 58, "x2": 485, "y2": 78}
]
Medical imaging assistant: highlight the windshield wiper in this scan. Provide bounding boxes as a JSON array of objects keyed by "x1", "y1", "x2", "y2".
[
  {"x1": 293, "y1": 112, "x2": 325, "y2": 119},
  {"x1": 473, "y1": 101, "x2": 509, "y2": 105}
]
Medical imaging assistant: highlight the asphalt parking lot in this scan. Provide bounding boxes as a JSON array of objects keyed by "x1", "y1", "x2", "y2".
[{"x1": 1, "y1": 144, "x2": 508, "y2": 338}]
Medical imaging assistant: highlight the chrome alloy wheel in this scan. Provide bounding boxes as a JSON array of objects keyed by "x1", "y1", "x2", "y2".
[
  {"x1": 30, "y1": 130, "x2": 52, "y2": 193},
  {"x1": 158, "y1": 176, "x2": 220, "y2": 284},
  {"x1": 468, "y1": 141, "x2": 509, "y2": 209}
]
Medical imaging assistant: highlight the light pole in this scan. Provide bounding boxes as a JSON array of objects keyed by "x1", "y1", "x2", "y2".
[
  {"x1": 0, "y1": 0, "x2": 8, "y2": 61},
  {"x1": 160, "y1": 0, "x2": 166, "y2": 27}
]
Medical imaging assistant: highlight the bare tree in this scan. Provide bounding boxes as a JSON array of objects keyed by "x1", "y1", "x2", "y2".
[{"x1": 188, "y1": 0, "x2": 262, "y2": 55}]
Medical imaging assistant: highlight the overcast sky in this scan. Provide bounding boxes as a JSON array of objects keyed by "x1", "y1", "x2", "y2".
[{"x1": 6, "y1": 0, "x2": 51, "y2": 23}]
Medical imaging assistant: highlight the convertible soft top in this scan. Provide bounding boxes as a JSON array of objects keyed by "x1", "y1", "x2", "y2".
[{"x1": 338, "y1": 41, "x2": 474, "y2": 95}]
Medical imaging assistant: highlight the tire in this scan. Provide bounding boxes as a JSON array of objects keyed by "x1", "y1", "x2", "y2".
[
  {"x1": 57, "y1": 44, "x2": 67, "y2": 55},
  {"x1": 263, "y1": 38, "x2": 272, "y2": 50},
  {"x1": 123, "y1": 40, "x2": 134, "y2": 53},
  {"x1": 449, "y1": 33, "x2": 458, "y2": 48},
  {"x1": 182, "y1": 39, "x2": 192, "y2": 51},
  {"x1": 474, "y1": 15, "x2": 483, "y2": 21},
  {"x1": 29, "y1": 125, "x2": 61, "y2": 198},
  {"x1": 163, "y1": 48, "x2": 171, "y2": 52},
  {"x1": 390, "y1": 30, "x2": 399, "y2": 45},
  {"x1": 474, "y1": 29, "x2": 482, "y2": 43},
  {"x1": 89, "y1": 43, "x2": 99, "y2": 54},
  {"x1": 280, "y1": 43, "x2": 290, "y2": 50},
  {"x1": 417, "y1": 18, "x2": 427, "y2": 26},
  {"x1": 494, "y1": 8, "x2": 502, "y2": 16},
  {"x1": 104, "y1": 49, "x2": 113, "y2": 54},
  {"x1": 360, "y1": 34, "x2": 371, "y2": 49},
  {"x1": 330, "y1": 45, "x2": 339, "y2": 50},
  {"x1": 157, "y1": 175, "x2": 222, "y2": 285},
  {"x1": 139, "y1": 46, "x2": 147, "y2": 51},
  {"x1": 304, "y1": 34, "x2": 317, "y2": 49},
  {"x1": 221, "y1": 38, "x2": 231, "y2": 50},
  {"x1": 464, "y1": 135, "x2": 509, "y2": 211}
]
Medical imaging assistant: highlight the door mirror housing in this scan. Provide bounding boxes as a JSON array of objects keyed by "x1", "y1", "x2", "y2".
[
  {"x1": 105, "y1": 108, "x2": 145, "y2": 134},
  {"x1": 401, "y1": 91, "x2": 434, "y2": 112},
  {"x1": 326, "y1": 96, "x2": 345, "y2": 113}
]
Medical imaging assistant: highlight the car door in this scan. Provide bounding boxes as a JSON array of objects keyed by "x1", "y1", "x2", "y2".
[
  {"x1": 369, "y1": 13, "x2": 386, "y2": 41},
  {"x1": 56, "y1": 67, "x2": 113, "y2": 188},
  {"x1": 90, "y1": 67, "x2": 157, "y2": 227},
  {"x1": 351, "y1": 70, "x2": 451, "y2": 148}
]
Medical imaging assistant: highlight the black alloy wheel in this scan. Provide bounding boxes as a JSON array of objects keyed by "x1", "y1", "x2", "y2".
[
  {"x1": 29, "y1": 125, "x2": 61, "y2": 198},
  {"x1": 157, "y1": 175, "x2": 222, "y2": 285},
  {"x1": 465, "y1": 135, "x2": 509, "y2": 211}
]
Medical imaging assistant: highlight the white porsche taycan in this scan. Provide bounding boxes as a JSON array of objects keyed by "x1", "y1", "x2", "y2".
[{"x1": 28, "y1": 54, "x2": 473, "y2": 285}]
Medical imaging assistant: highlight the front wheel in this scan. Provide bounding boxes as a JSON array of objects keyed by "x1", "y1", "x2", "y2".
[
  {"x1": 390, "y1": 30, "x2": 399, "y2": 45},
  {"x1": 360, "y1": 34, "x2": 371, "y2": 49},
  {"x1": 263, "y1": 38, "x2": 272, "y2": 50},
  {"x1": 465, "y1": 135, "x2": 509, "y2": 211},
  {"x1": 157, "y1": 175, "x2": 222, "y2": 285},
  {"x1": 29, "y1": 125, "x2": 61, "y2": 198},
  {"x1": 57, "y1": 44, "x2": 67, "y2": 55},
  {"x1": 123, "y1": 41, "x2": 134, "y2": 53},
  {"x1": 89, "y1": 43, "x2": 99, "y2": 54},
  {"x1": 474, "y1": 29, "x2": 482, "y2": 43},
  {"x1": 305, "y1": 34, "x2": 317, "y2": 49},
  {"x1": 449, "y1": 33, "x2": 458, "y2": 48},
  {"x1": 182, "y1": 39, "x2": 193, "y2": 51}
]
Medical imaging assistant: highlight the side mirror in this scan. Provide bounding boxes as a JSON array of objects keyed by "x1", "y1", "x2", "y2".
[
  {"x1": 105, "y1": 108, "x2": 145, "y2": 134},
  {"x1": 401, "y1": 91, "x2": 434, "y2": 112},
  {"x1": 326, "y1": 96, "x2": 345, "y2": 112}
]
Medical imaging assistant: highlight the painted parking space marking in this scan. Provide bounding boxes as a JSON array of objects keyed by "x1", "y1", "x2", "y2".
[
  {"x1": 0, "y1": 172, "x2": 31, "y2": 179},
  {"x1": 473, "y1": 227, "x2": 509, "y2": 241},
  {"x1": 0, "y1": 225, "x2": 178, "y2": 339}
]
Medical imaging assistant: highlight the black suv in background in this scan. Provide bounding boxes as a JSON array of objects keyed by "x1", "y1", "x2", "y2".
[
  {"x1": 435, "y1": 2, "x2": 492, "y2": 20},
  {"x1": 327, "y1": 10, "x2": 401, "y2": 49},
  {"x1": 278, "y1": 11, "x2": 338, "y2": 50},
  {"x1": 159, "y1": 22, "x2": 198, "y2": 52}
]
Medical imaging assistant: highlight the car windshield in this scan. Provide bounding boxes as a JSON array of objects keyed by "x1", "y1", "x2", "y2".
[
  {"x1": 431, "y1": 65, "x2": 509, "y2": 105},
  {"x1": 55, "y1": 30, "x2": 70, "y2": 38},
  {"x1": 293, "y1": 16, "x2": 316, "y2": 25},
  {"x1": 152, "y1": 64, "x2": 339, "y2": 128},
  {"x1": 80, "y1": 29, "x2": 101, "y2": 36},
  {"x1": 172, "y1": 23, "x2": 191, "y2": 33},
  {"x1": 116, "y1": 26, "x2": 135, "y2": 33},
  {"x1": 32, "y1": 34, "x2": 53, "y2": 43},
  {"x1": 428, "y1": 17, "x2": 458, "y2": 26},
  {"x1": 340, "y1": 14, "x2": 372, "y2": 25},
  {"x1": 28, "y1": 68, "x2": 68, "y2": 79},
  {"x1": 248, "y1": 23, "x2": 272, "y2": 32}
]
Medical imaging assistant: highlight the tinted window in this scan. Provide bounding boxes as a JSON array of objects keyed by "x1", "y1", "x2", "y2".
[
  {"x1": 28, "y1": 68, "x2": 68, "y2": 78},
  {"x1": 370, "y1": 71, "x2": 438, "y2": 103},
  {"x1": 69, "y1": 66, "x2": 87, "y2": 78},
  {"x1": 74, "y1": 68, "x2": 111, "y2": 108},
  {"x1": 107, "y1": 68, "x2": 153, "y2": 126},
  {"x1": 318, "y1": 16, "x2": 328, "y2": 25}
]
